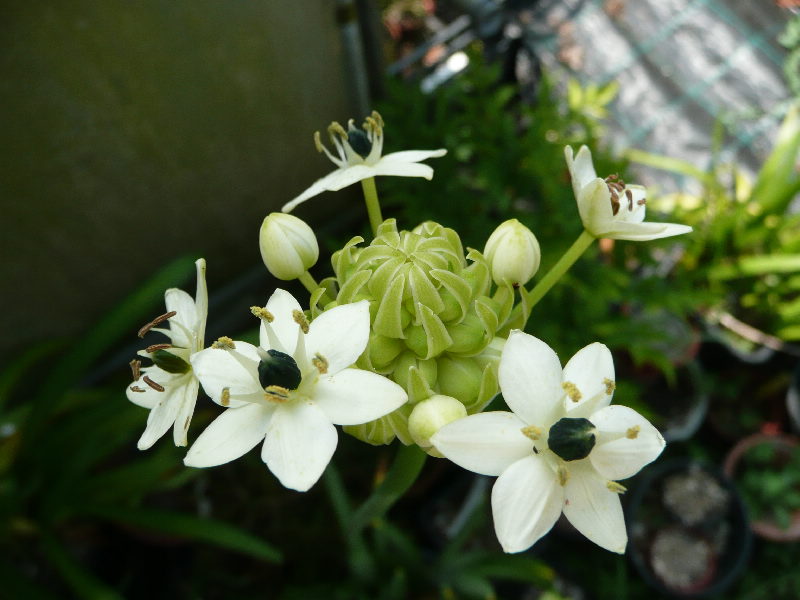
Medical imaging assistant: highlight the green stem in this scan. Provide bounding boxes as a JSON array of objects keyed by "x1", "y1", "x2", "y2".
[
  {"x1": 351, "y1": 444, "x2": 427, "y2": 532},
  {"x1": 360, "y1": 177, "x2": 383, "y2": 236},
  {"x1": 323, "y1": 466, "x2": 375, "y2": 582},
  {"x1": 524, "y1": 230, "x2": 595, "y2": 316},
  {"x1": 298, "y1": 270, "x2": 333, "y2": 306}
]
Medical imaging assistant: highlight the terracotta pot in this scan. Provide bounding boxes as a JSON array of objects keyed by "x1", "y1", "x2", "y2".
[{"x1": 723, "y1": 433, "x2": 800, "y2": 542}]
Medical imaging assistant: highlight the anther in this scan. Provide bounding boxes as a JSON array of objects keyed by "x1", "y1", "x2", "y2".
[
  {"x1": 637, "y1": 198, "x2": 646, "y2": 206},
  {"x1": 145, "y1": 343, "x2": 172, "y2": 353},
  {"x1": 603, "y1": 378, "x2": 616, "y2": 395},
  {"x1": 129, "y1": 359, "x2": 141, "y2": 381},
  {"x1": 562, "y1": 382, "x2": 582, "y2": 402},
  {"x1": 626, "y1": 425, "x2": 640, "y2": 439},
  {"x1": 212, "y1": 336, "x2": 236, "y2": 350},
  {"x1": 607, "y1": 481, "x2": 627, "y2": 494},
  {"x1": 138, "y1": 311, "x2": 177, "y2": 338},
  {"x1": 143, "y1": 376, "x2": 165, "y2": 392},
  {"x1": 250, "y1": 306, "x2": 274, "y2": 322},
  {"x1": 292, "y1": 310, "x2": 310, "y2": 334},
  {"x1": 610, "y1": 190, "x2": 621, "y2": 216},
  {"x1": 626, "y1": 189, "x2": 634, "y2": 211},
  {"x1": 264, "y1": 385, "x2": 291, "y2": 403},
  {"x1": 312, "y1": 353, "x2": 329, "y2": 374},
  {"x1": 328, "y1": 121, "x2": 347, "y2": 138},
  {"x1": 557, "y1": 465, "x2": 570, "y2": 487},
  {"x1": 521, "y1": 425, "x2": 543, "y2": 441},
  {"x1": 129, "y1": 385, "x2": 146, "y2": 393},
  {"x1": 221, "y1": 387, "x2": 231, "y2": 407},
  {"x1": 314, "y1": 131, "x2": 324, "y2": 153}
]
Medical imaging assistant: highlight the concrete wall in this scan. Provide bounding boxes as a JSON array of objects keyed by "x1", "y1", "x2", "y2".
[{"x1": 1, "y1": 1, "x2": 359, "y2": 359}]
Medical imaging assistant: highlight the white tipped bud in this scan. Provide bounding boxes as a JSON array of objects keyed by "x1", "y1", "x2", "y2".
[
  {"x1": 259, "y1": 213, "x2": 319, "y2": 280},
  {"x1": 408, "y1": 394, "x2": 467, "y2": 454},
  {"x1": 483, "y1": 219, "x2": 541, "y2": 286}
]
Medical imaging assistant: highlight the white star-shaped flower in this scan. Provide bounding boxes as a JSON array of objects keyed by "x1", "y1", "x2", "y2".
[
  {"x1": 565, "y1": 145, "x2": 692, "y2": 241},
  {"x1": 184, "y1": 289, "x2": 407, "y2": 492},
  {"x1": 127, "y1": 258, "x2": 208, "y2": 450},
  {"x1": 431, "y1": 330, "x2": 665, "y2": 554},
  {"x1": 282, "y1": 111, "x2": 446, "y2": 213}
]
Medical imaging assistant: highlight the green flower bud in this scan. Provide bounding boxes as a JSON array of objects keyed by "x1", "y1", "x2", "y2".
[
  {"x1": 446, "y1": 313, "x2": 487, "y2": 355},
  {"x1": 393, "y1": 351, "x2": 437, "y2": 393},
  {"x1": 368, "y1": 333, "x2": 405, "y2": 371},
  {"x1": 437, "y1": 355, "x2": 483, "y2": 408},
  {"x1": 408, "y1": 394, "x2": 467, "y2": 455},
  {"x1": 483, "y1": 219, "x2": 541, "y2": 286},
  {"x1": 259, "y1": 213, "x2": 319, "y2": 280}
]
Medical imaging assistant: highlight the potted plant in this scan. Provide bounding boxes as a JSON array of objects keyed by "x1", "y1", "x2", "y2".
[
  {"x1": 627, "y1": 458, "x2": 752, "y2": 598},
  {"x1": 723, "y1": 433, "x2": 800, "y2": 542}
]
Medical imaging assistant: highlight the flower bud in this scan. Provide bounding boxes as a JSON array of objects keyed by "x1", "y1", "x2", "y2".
[
  {"x1": 259, "y1": 213, "x2": 319, "y2": 280},
  {"x1": 483, "y1": 219, "x2": 541, "y2": 286},
  {"x1": 408, "y1": 394, "x2": 467, "y2": 453}
]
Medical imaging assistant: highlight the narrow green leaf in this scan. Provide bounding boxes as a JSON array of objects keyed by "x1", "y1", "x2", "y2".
[
  {"x1": 87, "y1": 506, "x2": 282, "y2": 563},
  {"x1": 351, "y1": 445, "x2": 426, "y2": 532},
  {"x1": 40, "y1": 531, "x2": 124, "y2": 600}
]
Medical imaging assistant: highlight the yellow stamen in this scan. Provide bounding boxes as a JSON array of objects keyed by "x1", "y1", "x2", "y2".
[
  {"x1": 521, "y1": 425, "x2": 543, "y2": 441},
  {"x1": 313, "y1": 131, "x2": 324, "y2": 153},
  {"x1": 250, "y1": 306, "x2": 274, "y2": 322},
  {"x1": 562, "y1": 381, "x2": 582, "y2": 402},
  {"x1": 557, "y1": 465, "x2": 570, "y2": 487},
  {"x1": 607, "y1": 481, "x2": 627, "y2": 494},
  {"x1": 312, "y1": 353, "x2": 329, "y2": 374},
  {"x1": 264, "y1": 385, "x2": 291, "y2": 403},
  {"x1": 603, "y1": 378, "x2": 616, "y2": 395},
  {"x1": 293, "y1": 310, "x2": 310, "y2": 334},
  {"x1": 221, "y1": 387, "x2": 231, "y2": 407},
  {"x1": 626, "y1": 425, "x2": 640, "y2": 439},
  {"x1": 212, "y1": 336, "x2": 236, "y2": 350}
]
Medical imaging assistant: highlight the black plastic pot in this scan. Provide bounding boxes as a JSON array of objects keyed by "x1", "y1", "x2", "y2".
[{"x1": 626, "y1": 458, "x2": 752, "y2": 598}]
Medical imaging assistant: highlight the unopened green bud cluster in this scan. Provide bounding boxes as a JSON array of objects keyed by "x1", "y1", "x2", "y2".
[{"x1": 309, "y1": 219, "x2": 532, "y2": 446}]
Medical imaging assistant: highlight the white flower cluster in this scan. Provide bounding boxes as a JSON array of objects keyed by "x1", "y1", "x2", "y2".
[{"x1": 127, "y1": 113, "x2": 689, "y2": 553}]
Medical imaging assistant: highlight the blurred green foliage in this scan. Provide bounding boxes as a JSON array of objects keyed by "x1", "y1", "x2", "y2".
[
  {"x1": 631, "y1": 103, "x2": 800, "y2": 348},
  {"x1": 0, "y1": 258, "x2": 282, "y2": 598}
]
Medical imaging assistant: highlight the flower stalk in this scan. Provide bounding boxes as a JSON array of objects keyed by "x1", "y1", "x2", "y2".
[{"x1": 360, "y1": 177, "x2": 383, "y2": 237}]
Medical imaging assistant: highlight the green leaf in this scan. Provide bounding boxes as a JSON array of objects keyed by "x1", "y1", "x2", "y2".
[
  {"x1": 87, "y1": 506, "x2": 282, "y2": 563},
  {"x1": 40, "y1": 531, "x2": 124, "y2": 600},
  {"x1": 708, "y1": 254, "x2": 800, "y2": 279},
  {"x1": 626, "y1": 148, "x2": 714, "y2": 185},
  {"x1": 0, "y1": 340, "x2": 65, "y2": 414},
  {"x1": 351, "y1": 444, "x2": 426, "y2": 532}
]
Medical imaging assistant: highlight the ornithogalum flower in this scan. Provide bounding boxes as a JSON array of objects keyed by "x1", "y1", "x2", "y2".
[
  {"x1": 185, "y1": 289, "x2": 407, "y2": 491},
  {"x1": 431, "y1": 330, "x2": 665, "y2": 554},
  {"x1": 565, "y1": 145, "x2": 692, "y2": 241},
  {"x1": 127, "y1": 258, "x2": 208, "y2": 450},
  {"x1": 282, "y1": 111, "x2": 446, "y2": 213}
]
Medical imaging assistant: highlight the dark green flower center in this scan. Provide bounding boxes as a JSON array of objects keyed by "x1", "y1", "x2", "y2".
[
  {"x1": 152, "y1": 349, "x2": 190, "y2": 374},
  {"x1": 258, "y1": 349, "x2": 302, "y2": 391},
  {"x1": 548, "y1": 417, "x2": 596, "y2": 461},
  {"x1": 347, "y1": 129, "x2": 372, "y2": 157}
]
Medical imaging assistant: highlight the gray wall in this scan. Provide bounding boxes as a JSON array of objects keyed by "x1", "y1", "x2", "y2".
[{"x1": 1, "y1": 1, "x2": 358, "y2": 359}]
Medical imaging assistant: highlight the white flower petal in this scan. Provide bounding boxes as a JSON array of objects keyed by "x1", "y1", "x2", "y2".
[
  {"x1": 184, "y1": 403, "x2": 272, "y2": 467},
  {"x1": 577, "y1": 179, "x2": 614, "y2": 236},
  {"x1": 565, "y1": 145, "x2": 598, "y2": 197},
  {"x1": 604, "y1": 221, "x2": 693, "y2": 242},
  {"x1": 305, "y1": 300, "x2": 370, "y2": 374},
  {"x1": 562, "y1": 342, "x2": 615, "y2": 418},
  {"x1": 491, "y1": 455, "x2": 564, "y2": 553},
  {"x1": 193, "y1": 258, "x2": 208, "y2": 350},
  {"x1": 282, "y1": 164, "x2": 377, "y2": 212},
  {"x1": 371, "y1": 160, "x2": 434, "y2": 180},
  {"x1": 190, "y1": 344, "x2": 262, "y2": 407},
  {"x1": 261, "y1": 401, "x2": 337, "y2": 492},
  {"x1": 379, "y1": 149, "x2": 447, "y2": 164},
  {"x1": 260, "y1": 288, "x2": 303, "y2": 355},
  {"x1": 313, "y1": 368, "x2": 407, "y2": 425},
  {"x1": 499, "y1": 331, "x2": 563, "y2": 428},
  {"x1": 137, "y1": 379, "x2": 186, "y2": 450},
  {"x1": 563, "y1": 461, "x2": 627, "y2": 553},
  {"x1": 163, "y1": 288, "x2": 197, "y2": 348},
  {"x1": 589, "y1": 405, "x2": 666, "y2": 480},
  {"x1": 126, "y1": 368, "x2": 165, "y2": 409},
  {"x1": 172, "y1": 377, "x2": 199, "y2": 447},
  {"x1": 431, "y1": 411, "x2": 532, "y2": 476}
]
